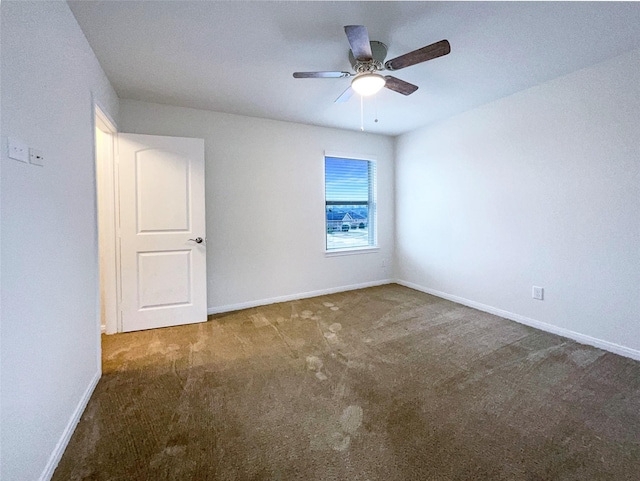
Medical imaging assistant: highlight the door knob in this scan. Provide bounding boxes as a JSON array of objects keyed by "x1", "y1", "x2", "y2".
[{"x1": 188, "y1": 237, "x2": 203, "y2": 244}]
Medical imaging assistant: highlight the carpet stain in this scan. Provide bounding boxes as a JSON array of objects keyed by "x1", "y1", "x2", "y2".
[
  {"x1": 329, "y1": 431, "x2": 351, "y2": 451},
  {"x1": 569, "y1": 347, "x2": 605, "y2": 367},
  {"x1": 250, "y1": 313, "x2": 270, "y2": 328},
  {"x1": 324, "y1": 332, "x2": 338, "y2": 343},
  {"x1": 306, "y1": 356, "x2": 323, "y2": 372},
  {"x1": 105, "y1": 345, "x2": 131, "y2": 360},
  {"x1": 163, "y1": 445, "x2": 186, "y2": 456},
  {"x1": 340, "y1": 405, "x2": 363, "y2": 435},
  {"x1": 306, "y1": 355, "x2": 329, "y2": 381}
]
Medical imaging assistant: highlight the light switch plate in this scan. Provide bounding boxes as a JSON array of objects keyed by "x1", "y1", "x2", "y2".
[
  {"x1": 8, "y1": 138, "x2": 29, "y2": 162},
  {"x1": 29, "y1": 148, "x2": 44, "y2": 166}
]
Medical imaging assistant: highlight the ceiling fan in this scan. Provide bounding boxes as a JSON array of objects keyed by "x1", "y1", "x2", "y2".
[{"x1": 293, "y1": 25, "x2": 450, "y2": 103}]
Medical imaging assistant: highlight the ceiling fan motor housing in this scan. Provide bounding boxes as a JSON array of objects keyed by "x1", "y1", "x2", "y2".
[{"x1": 349, "y1": 41, "x2": 388, "y2": 73}]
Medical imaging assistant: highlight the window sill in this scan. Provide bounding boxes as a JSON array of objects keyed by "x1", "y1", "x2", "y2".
[{"x1": 324, "y1": 246, "x2": 379, "y2": 257}]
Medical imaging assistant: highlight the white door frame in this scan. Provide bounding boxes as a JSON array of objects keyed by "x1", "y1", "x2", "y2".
[{"x1": 93, "y1": 100, "x2": 120, "y2": 335}]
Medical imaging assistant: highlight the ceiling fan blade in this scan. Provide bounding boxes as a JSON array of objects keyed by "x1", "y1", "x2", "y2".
[
  {"x1": 384, "y1": 39, "x2": 450, "y2": 71},
  {"x1": 384, "y1": 76, "x2": 419, "y2": 96},
  {"x1": 344, "y1": 25, "x2": 372, "y2": 61},
  {"x1": 293, "y1": 71, "x2": 352, "y2": 79},
  {"x1": 335, "y1": 86, "x2": 354, "y2": 103}
]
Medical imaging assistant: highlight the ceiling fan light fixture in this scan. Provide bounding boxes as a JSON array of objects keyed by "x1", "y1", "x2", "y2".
[{"x1": 351, "y1": 73, "x2": 386, "y2": 96}]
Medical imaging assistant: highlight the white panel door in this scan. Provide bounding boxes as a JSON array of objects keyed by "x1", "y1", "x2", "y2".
[{"x1": 118, "y1": 133, "x2": 207, "y2": 332}]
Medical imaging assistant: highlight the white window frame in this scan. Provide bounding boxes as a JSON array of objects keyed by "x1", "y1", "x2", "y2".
[{"x1": 323, "y1": 151, "x2": 378, "y2": 256}]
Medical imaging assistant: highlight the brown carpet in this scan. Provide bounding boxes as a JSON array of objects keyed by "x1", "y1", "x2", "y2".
[{"x1": 53, "y1": 284, "x2": 640, "y2": 480}]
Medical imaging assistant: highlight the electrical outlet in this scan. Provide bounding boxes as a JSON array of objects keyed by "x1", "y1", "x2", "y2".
[
  {"x1": 532, "y1": 286, "x2": 544, "y2": 300},
  {"x1": 8, "y1": 138, "x2": 28, "y2": 162},
  {"x1": 29, "y1": 148, "x2": 44, "y2": 166}
]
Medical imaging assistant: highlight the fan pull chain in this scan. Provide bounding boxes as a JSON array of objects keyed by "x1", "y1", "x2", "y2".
[
  {"x1": 360, "y1": 94, "x2": 364, "y2": 132},
  {"x1": 374, "y1": 95, "x2": 379, "y2": 123}
]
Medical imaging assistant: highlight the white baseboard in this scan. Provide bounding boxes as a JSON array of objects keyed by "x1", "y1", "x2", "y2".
[
  {"x1": 207, "y1": 279, "x2": 394, "y2": 315},
  {"x1": 39, "y1": 370, "x2": 101, "y2": 481},
  {"x1": 396, "y1": 279, "x2": 640, "y2": 362}
]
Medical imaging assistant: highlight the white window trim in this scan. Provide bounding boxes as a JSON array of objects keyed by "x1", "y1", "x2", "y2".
[
  {"x1": 324, "y1": 246, "x2": 380, "y2": 257},
  {"x1": 323, "y1": 150, "x2": 378, "y2": 254}
]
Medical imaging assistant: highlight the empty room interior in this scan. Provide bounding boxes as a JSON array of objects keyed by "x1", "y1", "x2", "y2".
[{"x1": 2, "y1": 1, "x2": 640, "y2": 480}]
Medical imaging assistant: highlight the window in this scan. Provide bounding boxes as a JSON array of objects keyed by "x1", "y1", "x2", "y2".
[{"x1": 325, "y1": 155, "x2": 377, "y2": 251}]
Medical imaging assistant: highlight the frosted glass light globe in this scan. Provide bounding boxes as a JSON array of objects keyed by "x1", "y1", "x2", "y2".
[{"x1": 351, "y1": 73, "x2": 386, "y2": 96}]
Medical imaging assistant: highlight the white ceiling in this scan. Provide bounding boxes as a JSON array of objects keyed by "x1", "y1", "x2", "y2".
[{"x1": 69, "y1": 1, "x2": 640, "y2": 136}]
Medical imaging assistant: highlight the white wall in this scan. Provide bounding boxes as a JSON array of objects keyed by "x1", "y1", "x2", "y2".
[
  {"x1": 395, "y1": 48, "x2": 640, "y2": 357},
  {"x1": 0, "y1": 2, "x2": 119, "y2": 480},
  {"x1": 119, "y1": 100, "x2": 394, "y2": 311}
]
